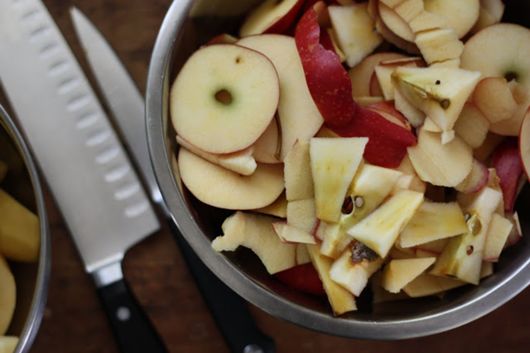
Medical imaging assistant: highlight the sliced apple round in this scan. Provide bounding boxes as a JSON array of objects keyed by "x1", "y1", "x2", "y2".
[
  {"x1": 462, "y1": 24, "x2": 530, "y2": 92},
  {"x1": 240, "y1": 0, "x2": 305, "y2": 37},
  {"x1": 471, "y1": 0, "x2": 505, "y2": 34},
  {"x1": 252, "y1": 118, "x2": 281, "y2": 164},
  {"x1": 521, "y1": 108, "x2": 530, "y2": 181},
  {"x1": 408, "y1": 129, "x2": 473, "y2": 187},
  {"x1": 423, "y1": 0, "x2": 480, "y2": 38},
  {"x1": 238, "y1": 35, "x2": 323, "y2": 159},
  {"x1": 171, "y1": 44, "x2": 279, "y2": 154},
  {"x1": 178, "y1": 148, "x2": 284, "y2": 210},
  {"x1": 378, "y1": 2, "x2": 415, "y2": 42},
  {"x1": 473, "y1": 77, "x2": 518, "y2": 124}
]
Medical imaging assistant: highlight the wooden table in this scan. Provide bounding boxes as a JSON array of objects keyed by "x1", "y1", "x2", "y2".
[{"x1": 3, "y1": 1, "x2": 530, "y2": 352}]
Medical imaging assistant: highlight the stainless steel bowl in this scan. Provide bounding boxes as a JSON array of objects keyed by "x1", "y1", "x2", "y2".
[
  {"x1": 0, "y1": 105, "x2": 49, "y2": 352},
  {"x1": 146, "y1": 0, "x2": 530, "y2": 339}
]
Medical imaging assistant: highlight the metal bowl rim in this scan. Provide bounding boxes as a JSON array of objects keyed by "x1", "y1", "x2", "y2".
[
  {"x1": 145, "y1": 0, "x2": 530, "y2": 339},
  {"x1": 0, "y1": 105, "x2": 50, "y2": 352}
]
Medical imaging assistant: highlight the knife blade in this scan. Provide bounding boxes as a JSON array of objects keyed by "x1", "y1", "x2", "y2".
[
  {"x1": 70, "y1": 7, "x2": 276, "y2": 353},
  {"x1": 0, "y1": 1, "x2": 166, "y2": 352}
]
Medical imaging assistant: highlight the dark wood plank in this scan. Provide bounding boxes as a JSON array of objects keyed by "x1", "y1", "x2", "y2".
[{"x1": 2, "y1": 1, "x2": 529, "y2": 352}]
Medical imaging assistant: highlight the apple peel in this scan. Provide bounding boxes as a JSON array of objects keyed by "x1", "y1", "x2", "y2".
[{"x1": 295, "y1": 5, "x2": 416, "y2": 168}]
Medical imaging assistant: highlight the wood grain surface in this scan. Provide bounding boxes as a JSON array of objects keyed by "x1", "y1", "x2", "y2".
[{"x1": 2, "y1": 1, "x2": 529, "y2": 352}]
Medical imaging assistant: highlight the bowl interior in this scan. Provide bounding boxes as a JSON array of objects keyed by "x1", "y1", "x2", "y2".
[
  {"x1": 0, "y1": 106, "x2": 48, "y2": 350},
  {"x1": 151, "y1": 0, "x2": 530, "y2": 337}
]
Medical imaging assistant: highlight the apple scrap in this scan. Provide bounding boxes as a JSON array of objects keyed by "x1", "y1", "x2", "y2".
[{"x1": 169, "y1": 0, "x2": 530, "y2": 316}]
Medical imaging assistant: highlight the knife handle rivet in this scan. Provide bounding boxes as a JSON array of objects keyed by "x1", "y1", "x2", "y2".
[
  {"x1": 116, "y1": 306, "x2": 131, "y2": 322},
  {"x1": 243, "y1": 344, "x2": 264, "y2": 353}
]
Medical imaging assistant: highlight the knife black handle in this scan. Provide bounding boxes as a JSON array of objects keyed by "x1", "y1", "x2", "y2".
[
  {"x1": 97, "y1": 279, "x2": 168, "y2": 353},
  {"x1": 171, "y1": 223, "x2": 276, "y2": 353}
]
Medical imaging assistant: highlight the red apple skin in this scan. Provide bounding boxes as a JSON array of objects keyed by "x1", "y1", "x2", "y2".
[
  {"x1": 275, "y1": 263, "x2": 325, "y2": 295},
  {"x1": 206, "y1": 34, "x2": 238, "y2": 45},
  {"x1": 367, "y1": 101, "x2": 411, "y2": 129},
  {"x1": 265, "y1": 0, "x2": 306, "y2": 35},
  {"x1": 491, "y1": 138, "x2": 524, "y2": 212},
  {"x1": 295, "y1": 4, "x2": 416, "y2": 168}
]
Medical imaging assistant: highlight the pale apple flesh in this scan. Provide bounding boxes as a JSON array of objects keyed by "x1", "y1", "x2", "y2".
[
  {"x1": 171, "y1": 44, "x2": 279, "y2": 154},
  {"x1": 284, "y1": 140, "x2": 313, "y2": 201},
  {"x1": 423, "y1": 0, "x2": 480, "y2": 38},
  {"x1": 178, "y1": 148, "x2": 284, "y2": 210},
  {"x1": 240, "y1": 0, "x2": 304, "y2": 37},
  {"x1": 212, "y1": 212, "x2": 297, "y2": 274},
  {"x1": 382, "y1": 257, "x2": 436, "y2": 293},
  {"x1": 349, "y1": 52, "x2": 405, "y2": 97},
  {"x1": 310, "y1": 137, "x2": 367, "y2": 223},
  {"x1": 483, "y1": 213, "x2": 513, "y2": 262},
  {"x1": 330, "y1": 250, "x2": 383, "y2": 296},
  {"x1": 0, "y1": 336, "x2": 18, "y2": 353},
  {"x1": 252, "y1": 118, "x2": 281, "y2": 164},
  {"x1": 238, "y1": 35, "x2": 323, "y2": 159}
]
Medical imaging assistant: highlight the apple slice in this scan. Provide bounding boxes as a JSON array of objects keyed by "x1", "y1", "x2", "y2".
[
  {"x1": 253, "y1": 118, "x2": 281, "y2": 164},
  {"x1": 393, "y1": 0, "x2": 424, "y2": 22},
  {"x1": 0, "y1": 337, "x2": 18, "y2": 353},
  {"x1": 422, "y1": 118, "x2": 442, "y2": 133},
  {"x1": 176, "y1": 136, "x2": 257, "y2": 176},
  {"x1": 416, "y1": 238, "x2": 449, "y2": 256},
  {"x1": 255, "y1": 193, "x2": 287, "y2": 218},
  {"x1": 423, "y1": 0, "x2": 480, "y2": 38},
  {"x1": 378, "y1": 2, "x2": 415, "y2": 42},
  {"x1": 329, "y1": 3, "x2": 383, "y2": 67},
  {"x1": 275, "y1": 263, "x2": 325, "y2": 296},
  {"x1": 296, "y1": 244, "x2": 311, "y2": 265},
  {"x1": 491, "y1": 139, "x2": 524, "y2": 212},
  {"x1": 171, "y1": 44, "x2": 279, "y2": 154},
  {"x1": 462, "y1": 24, "x2": 530, "y2": 92},
  {"x1": 393, "y1": 66, "x2": 481, "y2": 133},
  {"x1": 521, "y1": 108, "x2": 530, "y2": 181},
  {"x1": 456, "y1": 159, "x2": 489, "y2": 194},
  {"x1": 471, "y1": 0, "x2": 505, "y2": 34},
  {"x1": 473, "y1": 77, "x2": 518, "y2": 124},
  {"x1": 310, "y1": 137, "x2": 367, "y2": 222},
  {"x1": 394, "y1": 87, "x2": 425, "y2": 127},
  {"x1": 374, "y1": 57, "x2": 422, "y2": 100},
  {"x1": 330, "y1": 248, "x2": 383, "y2": 296},
  {"x1": 347, "y1": 190, "x2": 424, "y2": 257},
  {"x1": 490, "y1": 101, "x2": 530, "y2": 137},
  {"x1": 366, "y1": 101, "x2": 411, "y2": 130},
  {"x1": 399, "y1": 201, "x2": 468, "y2": 248},
  {"x1": 408, "y1": 10, "x2": 446, "y2": 33},
  {"x1": 321, "y1": 164, "x2": 402, "y2": 258},
  {"x1": 431, "y1": 187, "x2": 502, "y2": 284},
  {"x1": 407, "y1": 129, "x2": 473, "y2": 187},
  {"x1": 238, "y1": 35, "x2": 323, "y2": 159},
  {"x1": 307, "y1": 244, "x2": 357, "y2": 315},
  {"x1": 0, "y1": 255, "x2": 15, "y2": 335},
  {"x1": 382, "y1": 257, "x2": 436, "y2": 293},
  {"x1": 284, "y1": 140, "x2": 313, "y2": 201},
  {"x1": 350, "y1": 52, "x2": 405, "y2": 97},
  {"x1": 212, "y1": 212, "x2": 296, "y2": 274},
  {"x1": 483, "y1": 213, "x2": 513, "y2": 262},
  {"x1": 273, "y1": 222, "x2": 317, "y2": 245},
  {"x1": 240, "y1": 0, "x2": 304, "y2": 36},
  {"x1": 415, "y1": 28, "x2": 464, "y2": 65},
  {"x1": 454, "y1": 103, "x2": 490, "y2": 148},
  {"x1": 287, "y1": 199, "x2": 317, "y2": 234},
  {"x1": 375, "y1": 17, "x2": 420, "y2": 54},
  {"x1": 295, "y1": 5, "x2": 417, "y2": 168},
  {"x1": 178, "y1": 148, "x2": 284, "y2": 210},
  {"x1": 0, "y1": 189, "x2": 40, "y2": 262},
  {"x1": 403, "y1": 273, "x2": 465, "y2": 297}
]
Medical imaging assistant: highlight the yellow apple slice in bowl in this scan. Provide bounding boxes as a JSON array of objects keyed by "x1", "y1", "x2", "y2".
[
  {"x1": 171, "y1": 44, "x2": 279, "y2": 154},
  {"x1": 0, "y1": 255, "x2": 15, "y2": 335}
]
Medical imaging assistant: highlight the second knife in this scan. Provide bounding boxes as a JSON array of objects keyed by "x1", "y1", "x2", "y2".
[{"x1": 70, "y1": 7, "x2": 275, "y2": 353}]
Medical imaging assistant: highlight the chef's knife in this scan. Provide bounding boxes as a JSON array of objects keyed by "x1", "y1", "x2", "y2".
[
  {"x1": 0, "y1": 1, "x2": 166, "y2": 352},
  {"x1": 70, "y1": 7, "x2": 276, "y2": 353}
]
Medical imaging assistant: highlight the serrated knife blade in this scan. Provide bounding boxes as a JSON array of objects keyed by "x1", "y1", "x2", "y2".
[{"x1": 0, "y1": 0, "x2": 166, "y2": 352}]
